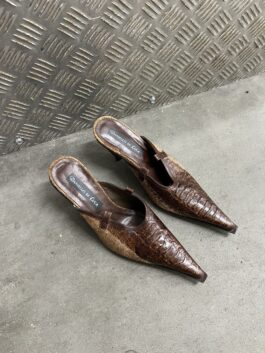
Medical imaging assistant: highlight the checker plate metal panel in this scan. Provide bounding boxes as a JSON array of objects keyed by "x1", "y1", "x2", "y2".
[{"x1": 1, "y1": 0, "x2": 265, "y2": 154}]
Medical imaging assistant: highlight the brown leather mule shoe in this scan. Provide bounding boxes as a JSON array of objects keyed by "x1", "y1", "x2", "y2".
[
  {"x1": 48, "y1": 156, "x2": 207, "y2": 282},
  {"x1": 93, "y1": 116, "x2": 237, "y2": 234}
]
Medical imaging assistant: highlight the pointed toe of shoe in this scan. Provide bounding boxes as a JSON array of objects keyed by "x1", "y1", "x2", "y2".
[
  {"x1": 182, "y1": 262, "x2": 208, "y2": 283},
  {"x1": 215, "y1": 212, "x2": 238, "y2": 234},
  {"x1": 231, "y1": 224, "x2": 238, "y2": 234},
  {"x1": 225, "y1": 221, "x2": 238, "y2": 234},
  {"x1": 225, "y1": 219, "x2": 238, "y2": 234},
  {"x1": 196, "y1": 268, "x2": 208, "y2": 283}
]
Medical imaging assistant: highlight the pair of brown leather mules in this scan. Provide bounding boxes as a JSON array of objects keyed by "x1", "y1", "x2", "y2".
[{"x1": 49, "y1": 116, "x2": 237, "y2": 283}]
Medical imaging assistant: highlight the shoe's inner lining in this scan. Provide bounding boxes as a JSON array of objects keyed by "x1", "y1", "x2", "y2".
[
  {"x1": 100, "y1": 182, "x2": 145, "y2": 227},
  {"x1": 49, "y1": 157, "x2": 145, "y2": 227},
  {"x1": 95, "y1": 118, "x2": 172, "y2": 186}
]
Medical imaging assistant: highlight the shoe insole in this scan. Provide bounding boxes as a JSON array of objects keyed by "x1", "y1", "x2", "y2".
[
  {"x1": 49, "y1": 157, "x2": 145, "y2": 227},
  {"x1": 94, "y1": 117, "x2": 172, "y2": 186}
]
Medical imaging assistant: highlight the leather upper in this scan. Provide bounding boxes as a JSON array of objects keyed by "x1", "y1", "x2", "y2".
[
  {"x1": 49, "y1": 156, "x2": 207, "y2": 282},
  {"x1": 93, "y1": 116, "x2": 237, "y2": 234}
]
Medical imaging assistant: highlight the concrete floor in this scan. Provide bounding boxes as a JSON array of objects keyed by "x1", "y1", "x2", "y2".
[{"x1": 1, "y1": 74, "x2": 265, "y2": 353}]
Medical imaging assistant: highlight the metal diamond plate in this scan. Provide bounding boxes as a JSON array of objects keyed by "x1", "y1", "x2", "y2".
[{"x1": 1, "y1": 0, "x2": 265, "y2": 154}]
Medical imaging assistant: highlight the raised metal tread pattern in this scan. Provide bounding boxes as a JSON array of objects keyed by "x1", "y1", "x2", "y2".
[{"x1": 1, "y1": 0, "x2": 265, "y2": 154}]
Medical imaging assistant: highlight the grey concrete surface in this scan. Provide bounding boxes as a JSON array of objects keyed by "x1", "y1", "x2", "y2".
[{"x1": 1, "y1": 74, "x2": 265, "y2": 353}]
